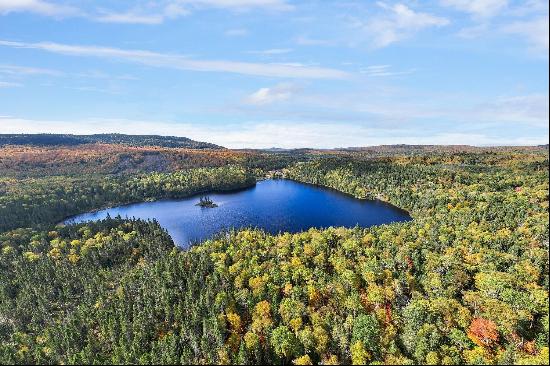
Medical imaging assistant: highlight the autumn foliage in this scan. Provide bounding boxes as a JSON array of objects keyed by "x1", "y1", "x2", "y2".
[
  {"x1": 0, "y1": 144, "x2": 548, "y2": 365},
  {"x1": 468, "y1": 318, "x2": 499, "y2": 347}
]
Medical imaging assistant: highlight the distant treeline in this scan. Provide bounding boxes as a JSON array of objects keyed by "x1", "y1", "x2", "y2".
[{"x1": 0, "y1": 133, "x2": 223, "y2": 149}]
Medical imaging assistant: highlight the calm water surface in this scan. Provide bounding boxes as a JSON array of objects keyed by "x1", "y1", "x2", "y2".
[{"x1": 65, "y1": 179, "x2": 411, "y2": 247}]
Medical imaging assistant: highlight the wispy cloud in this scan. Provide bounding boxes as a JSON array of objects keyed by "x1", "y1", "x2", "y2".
[
  {"x1": 294, "y1": 35, "x2": 333, "y2": 46},
  {"x1": 74, "y1": 70, "x2": 138, "y2": 80},
  {"x1": 225, "y1": 28, "x2": 248, "y2": 36},
  {"x1": 506, "y1": 0, "x2": 548, "y2": 17},
  {"x1": 175, "y1": 0, "x2": 293, "y2": 12},
  {"x1": 472, "y1": 94, "x2": 549, "y2": 128},
  {"x1": 359, "y1": 64, "x2": 415, "y2": 77},
  {"x1": 0, "y1": 80, "x2": 22, "y2": 88},
  {"x1": 247, "y1": 48, "x2": 292, "y2": 55},
  {"x1": 65, "y1": 85, "x2": 123, "y2": 95},
  {"x1": 1, "y1": 116, "x2": 546, "y2": 148},
  {"x1": 0, "y1": 63, "x2": 63, "y2": 76},
  {"x1": 440, "y1": 0, "x2": 508, "y2": 18},
  {"x1": 92, "y1": 0, "x2": 292, "y2": 24},
  {"x1": 0, "y1": 64, "x2": 138, "y2": 83},
  {"x1": 233, "y1": 86, "x2": 549, "y2": 132},
  {"x1": 0, "y1": 0, "x2": 292, "y2": 23},
  {"x1": 93, "y1": 2, "x2": 189, "y2": 25},
  {"x1": 0, "y1": 40, "x2": 349, "y2": 79},
  {"x1": 456, "y1": 23, "x2": 490, "y2": 39},
  {"x1": 95, "y1": 12, "x2": 167, "y2": 25},
  {"x1": 440, "y1": 0, "x2": 549, "y2": 58},
  {"x1": 443, "y1": 0, "x2": 548, "y2": 56},
  {"x1": 356, "y1": 2, "x2": 450, "y2": 48},
  {"x1": 244, "y1": 82, "x2": 298, "y2": 105},
  {"x1": 501, "y1": 16, "x2": 549, "y2": 56},
  {"x1": 0, "y1": 0, "x2": 78, "y2": 16}
]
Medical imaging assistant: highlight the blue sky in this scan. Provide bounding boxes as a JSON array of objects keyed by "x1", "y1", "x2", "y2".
[{"x1": 0, "y1": 0, "x2": 548, "y2": 148}]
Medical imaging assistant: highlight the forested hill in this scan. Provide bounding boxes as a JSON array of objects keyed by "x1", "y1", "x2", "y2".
[
  {"x1": 340, "y1": 144, "x2": 547, "y2": 154},
  {"x1": 0, "y1": 133, "x2": 224, "y2": 149}
]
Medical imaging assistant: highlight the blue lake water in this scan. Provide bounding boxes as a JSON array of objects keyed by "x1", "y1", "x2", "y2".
[{"x1": 65, "y1": 179, "x2": 411, "y2": 248}]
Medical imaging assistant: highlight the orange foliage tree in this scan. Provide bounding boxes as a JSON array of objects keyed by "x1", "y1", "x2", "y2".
[{"x1": 468, "y1": 318, "x2": 499, "y2": 347}]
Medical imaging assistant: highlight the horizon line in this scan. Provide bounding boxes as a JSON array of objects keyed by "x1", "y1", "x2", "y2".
[{"x1": 0, "y1": 132, "x2": 548, "y2": 150}]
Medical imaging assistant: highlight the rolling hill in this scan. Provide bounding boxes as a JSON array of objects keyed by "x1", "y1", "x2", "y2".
[{"x1": 0, "y1": 133, "x2": 224, "y2": 149}]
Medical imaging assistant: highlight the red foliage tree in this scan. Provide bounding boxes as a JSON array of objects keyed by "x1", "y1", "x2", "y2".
[{"x1": 468, "y1": 318, "x2": 499, "y2": 347}]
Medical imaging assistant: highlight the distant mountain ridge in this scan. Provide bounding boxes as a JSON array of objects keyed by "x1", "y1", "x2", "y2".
[
  {"x1": 0, "y1": 133, "x2": 224, "y2": 149},
  {"x1": 340, "y1": 144, "x2": 547, "y2": 152}
]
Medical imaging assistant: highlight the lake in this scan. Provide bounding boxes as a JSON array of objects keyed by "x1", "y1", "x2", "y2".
[{"x1": 65, "y1": 179, "x2": 411, "y2": 247}]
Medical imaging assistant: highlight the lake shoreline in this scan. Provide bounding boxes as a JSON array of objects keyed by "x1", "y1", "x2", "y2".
[
  {"x1": 60, "y1": 178, "x2": 411, "y2": 226},
  {"x1": 62, "y1": 179, "x2": 412, "y2": 247},
  {"x1": 282, "y1": 177, "x2": 412, "y2": 217},
  {"x1": 58, "y1": 181, "x2": 257, "y2": 226}
]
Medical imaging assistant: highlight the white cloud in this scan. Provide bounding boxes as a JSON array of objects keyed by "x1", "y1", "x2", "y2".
[
  {"x1": 0, "y1": 116, "x2": 546, "y2": 148},
  {"x1": 294, "y1": 35, "x2": 333, "y2": 46},
  {"x1": 440, "y1": 0, "x2": 508, "y2": 18},
  {"x1": 4, "y1": 90, "x2": 543, "y2": 149},
  {"x1": 456, "y1": 23, "x2": 490, "y2": 38},
  {"x1": 95, "y1": 12, "x2": 166, "y2": 25},
  {"x1": 360, "y1": 2, "x2": 450, "y2": 48},
  {"x1": 93, "y1": 0, "x2": 291, "y2": 24},
  {"x1": 234, "y1": 87, "x2": 549, "y2": 132},
  {"x1": 0, "y1": 0, "x2": 291, "y2": 23},
  {"x1": 507, "y1": 0, "x2": 548, "y2": 17},
  {"x1": 0, "y1": 63, "x2": 62, "y2": 76},
  {"x1": 0, "y1": 0, "x2": 77, "y2": 16},
  {"x1": 502, "y1": 16, "x2": 549, "y2": 55},
  {"x1": 225, "y1": 28, "x2": 248, "y2": 36},
  {"x1": 473, "y1": 94, "x2": 549, "y2": 127},
  {"x1": 0, "y1": 80, "x2": 22, "y2": 87},
  {"x1": 175, "y1": 0, "x2": 293, "y2": 12},
  {"x1": 93, "y1": 2, "x2": 189, "y2": 25},
  {"x1": 245, "y1": 83, "x2": 297, "y2": 105},
  {"x1": 446, "y1": 1, "x2": 548, "y2": 56},
  {"x1": 0, "y1": 39, "x2": 349, "y2": 79},
  {"x1": 0, "y1": 64, "x2": 138, "y2": 83},
  {"x1": 66, "y1": 85, "x2": 123, "y2": 95},
  {"x1": 248, "y1": 48, "x2": 292, "y2": 55},
  {"x1": 359, "y1": 64, "x2": 415, "y2": 77},
  {"x1": 162, "y1": 2, "x2": 190, "y2": 18}
]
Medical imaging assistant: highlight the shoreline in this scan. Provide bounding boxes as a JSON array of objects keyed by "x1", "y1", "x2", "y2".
[
  {"x1": 56, "y1": 177, "x2": 414, "y2": 250},
  {"x1": 59, "y1": 178, "x2": 412, "y2": 233},
  {"x1": 58, "y1": 180, "x2": 257, "y2": 225},
  {"x1": 281, "y1": 177, "x2": 413, "y2": 218}
]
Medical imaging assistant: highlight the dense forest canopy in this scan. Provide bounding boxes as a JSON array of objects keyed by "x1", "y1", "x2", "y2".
[
  {"x1": 0, "y1": 133, "x2": 223, "y2": 149},
  {"x1": 0, "y1": 144, "x2": 300, "y2": 178},
  {"x1": 0, "y1": 139, "x2": 548, "y2": 365}
]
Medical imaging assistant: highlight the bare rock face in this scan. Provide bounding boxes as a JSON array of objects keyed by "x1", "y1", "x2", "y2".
[{"x1": 113, "y1": 152, "x2": 170, "y2": 174}]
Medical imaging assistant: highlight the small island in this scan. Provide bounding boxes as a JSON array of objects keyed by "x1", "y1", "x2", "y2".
[{"x1": 195, "y1": 196, "x2": 218, "y2": 208}]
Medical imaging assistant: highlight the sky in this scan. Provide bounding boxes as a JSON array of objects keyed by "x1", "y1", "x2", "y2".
[{"x1": 0, "y1": 0, "x2": 548, "y2": 148}]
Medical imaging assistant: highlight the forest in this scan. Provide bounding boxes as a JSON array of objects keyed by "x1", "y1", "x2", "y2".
[
  {"x1": 0, "y1": 133, "x2": 223, "y2": 149},
  {"x1": 0, "y1": 143, "x2": 300, "y2": 178},
  {"x1": 0, "y1": 138, "x2": 548, "y2": 365}
]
